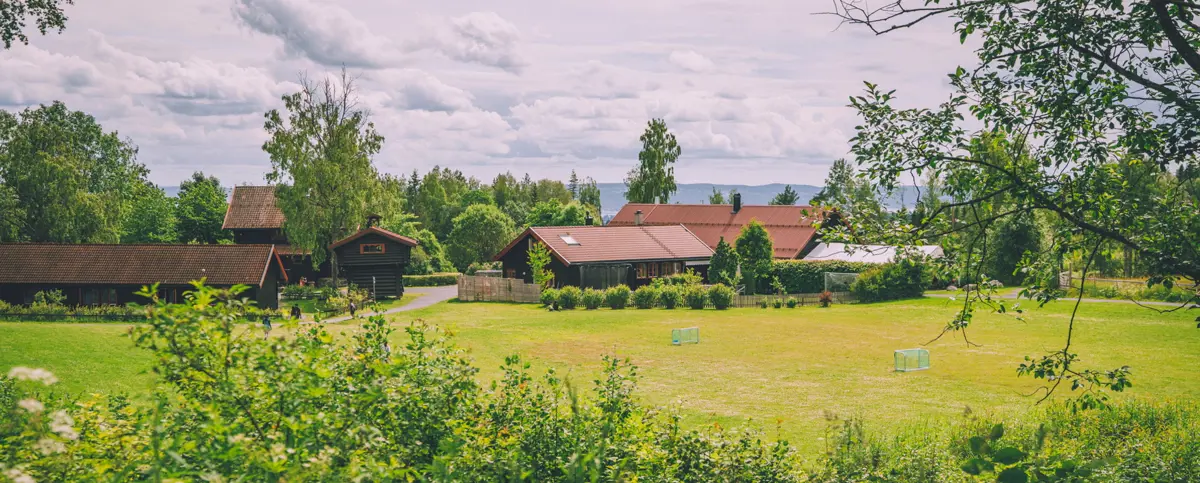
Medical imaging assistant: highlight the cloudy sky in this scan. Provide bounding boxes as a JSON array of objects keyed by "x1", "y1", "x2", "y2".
[{"x1": 0, "y1": 0, "x2": 976, "y2": 186}]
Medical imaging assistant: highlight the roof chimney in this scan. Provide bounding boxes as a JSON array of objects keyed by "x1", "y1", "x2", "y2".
[
  {"x1": 732, "y1": 193, "x2": 742, "y2": 214},
  {"x1": 634, "y1": 209, "x2": 644, "y2": 226},
  {"x1": 366, "y1": 214, "x2": 381, "y2": 228},
  {"x1": 585, "y1": 212, "x2": 595, "y2": 226}
]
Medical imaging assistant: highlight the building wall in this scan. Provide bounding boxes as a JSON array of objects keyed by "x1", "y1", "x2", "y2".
[
  {"x1": 332, "y1": 233, "x2": 412, "y2": 298},
  {"x1": 233, "y1": 228, "x2": 285, "y2": 244},
  {"x1": 0, "y1": 283, "x2": 270, "y2": 308},
  {"x1": 497, "y1": 233, "x2": 711, "y2": 289}
]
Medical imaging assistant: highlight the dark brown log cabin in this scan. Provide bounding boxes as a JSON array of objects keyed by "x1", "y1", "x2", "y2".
[
  {"x1": 0, "y1": 244, "x2": 288, "y2": 309},
  {"x1": 330, "y1": 223, "x2": 417, "y2": 298},
  {"x1": 222, "y1": 185, "x2": 328, "y2": 282},
  {"x1": 493, "y1": 225, "x2": 714, "y2": 289}
]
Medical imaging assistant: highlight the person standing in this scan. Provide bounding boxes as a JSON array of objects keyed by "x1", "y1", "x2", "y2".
[
  {"x1": 261, "y1": 314, "x2": 272, "y2": 339},
  {"x1": 290, "y1": 304, "x2": 302, "y2": 320},
  {"x1": 349, "y1": 301, "x2": 357, "y2": 318}
]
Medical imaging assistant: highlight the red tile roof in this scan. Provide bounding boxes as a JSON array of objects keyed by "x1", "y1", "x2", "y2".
[
  {"x1": 0, "y1": 244, "x2": 285, "y2": 286},
  {"x1": 494, "y1": 225, "x2": 713, "y2": 265},
  {"x1": 608, "y1": 204, "x2": 821, "y2": 259},
  {"x1": 329, "y1": 226, "x2": 419, "y2": 249},
  {"x1": 222, "y1": 186, "x2": 285, "y2": 230}
]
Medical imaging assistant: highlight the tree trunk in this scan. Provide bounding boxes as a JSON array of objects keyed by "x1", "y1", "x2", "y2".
[{"x1": 1123, "y1": 245, "x2": 1133, "y2": 278}]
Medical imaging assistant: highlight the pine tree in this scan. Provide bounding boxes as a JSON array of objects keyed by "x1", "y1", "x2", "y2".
[
  {"x1": 770, "y1": 185, "x2": 799, "y2": 205},
  {"x1": 708, "y1": 187, "x2": 725, "y2": 204},
  {"x1": 709, "y1": 237, "x2": 739, "y2": 286},
  {"x1": 568, "y1": 170, "x2": 580, "y2": 199}
]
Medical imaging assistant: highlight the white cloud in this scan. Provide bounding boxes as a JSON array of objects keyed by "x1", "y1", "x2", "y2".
[
  {"x1": 669, "y1": 50, "x2": 715, "y2": 73},
  {"x1": 407, "y1": 12, "x2": 528, "y2": 74},
  {"x1": 371, "y1": 69, "x2": 476, "y2": 113},
  {"x1": 232, "y1": 0, "x2": 397, "y2": 67}
]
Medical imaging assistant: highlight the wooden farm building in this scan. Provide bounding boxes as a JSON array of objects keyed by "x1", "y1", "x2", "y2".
[
  {"x1": 608, "y1": 194, "x2": 822, "y2": 259},
  {"x1": 494, "y1": 225, "x2": 714, "y2": 289},
  {"x1": 329, "y1": 222, "x2": 417, "y2": 298},
  {"x1": 0, "y1": 244, "x2": 288, "y2": 309},
  {"x1": 222, "y1": 185, "x2": 327, "y2": 282}
]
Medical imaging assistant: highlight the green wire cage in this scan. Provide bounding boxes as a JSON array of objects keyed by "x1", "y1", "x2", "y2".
[
  {"x1": 672, "y1": 327, "x2": 700, "y2": 345},
  {"x1": 894, "y1": 348, "x2": 930, "y2": 372}
]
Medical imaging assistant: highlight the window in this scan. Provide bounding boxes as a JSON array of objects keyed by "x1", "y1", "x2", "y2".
[
  {"x1": 559, "y1": 234, "x2": 580, "y2": 246},
  {"x1": 648, "y1": 262, "x2": 659, "y2": 278},
  {"x1": 360, "y1": 243, "x2": 386, "y2": 254},
  {"x1": 661, "y1": 262, "x2": 676, "y2": 276},
  {"x1": 506, "y1": 268, "x2": 517, "y2": 279},
  {"x1": 636, "y1": 263, "x2": 648, "y2": 279}
]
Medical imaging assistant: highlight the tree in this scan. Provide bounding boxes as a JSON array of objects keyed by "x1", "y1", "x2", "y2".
[
  {"x1": 578, "y1": 177, "x2": 602, "y2": 215},
  {"x1": 491, "y1": 172, "x2": 518, "y2": 208},
  {"x1": 984, "y1": 212, "x2": 1042, "y2": 286},
  {"x1": 1, "y1": 0, "x2": 72, "y2": 49},
  {"x1": 122, "y1": 182, "x2": 178, "y2": 243},
  {"x1": 404, "y1": 169, "x2": 421, "y2": 212},
  {"x1": 175, "y1": 172, "x2": 230, "y2": 244},
  {"x1": 770, "y1": 185, "x2": 800, "y2": 206},
  {"x1": 262, "y1": 71, "x2": 386, "y2": 279},
  {"x1": 809, "y1": 159, "x2": 855, "y2": 208},
  {"x1": 0, "y1": 102, "x2": 146, "y2": 243},
  {"x1": 708, "y1": 187, "x2": 725, "y2": 205},
  {"x1": 735, "y1": 220, "x2": 773, "y2": 294},
  {"x1": 382, "y1": 213, "x2": 453, "y2": 275},
  {"x1": 708, "y1": 237, "x2": 739, "y2": 286},
  {"x1": 447, "y1": 204, "x2": 516, "y2": 271},
  {"x1": 528, "y1": 241, "x2": 554, "y2": 288},
  {"x1": 525, "y1": 200, "x2": 595, "y2": 227},
  {"x1": 625, "y1": 118, "x2": 680, "y2": 203},
  {"x1": 568, "y1": 170, "x2": 579, "y2": 199},
  {"x1": 458, "y1": 189, "x2": 494, "y2": 208},
  {"x1": 831, "y1": 0, "x2": 1200, "y2": 403}
]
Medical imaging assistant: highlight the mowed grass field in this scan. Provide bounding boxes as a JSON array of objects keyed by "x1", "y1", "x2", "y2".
[{"x1": 3, "y1": 296, "x2": 1198, "y2": 450}]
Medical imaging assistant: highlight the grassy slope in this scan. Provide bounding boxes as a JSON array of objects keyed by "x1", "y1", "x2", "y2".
[{"x1": 3, "y1": 296, "x2": 1198, "y2": 450}]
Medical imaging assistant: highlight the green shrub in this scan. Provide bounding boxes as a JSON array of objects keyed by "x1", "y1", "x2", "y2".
[
  {"x1": 631, "y1": 286, "x2": 658, "y2": 309},
  {"x1": 819, "y1": 290, "x2": 833, "y2": 307},
  {"x1": 464, "y1": 261, "x2": 501, "y2": 275},
  {"x1": 770, "y1": 260, "x2": 875, "y2": 293},
  {"x1": 786, "y1": 297, "x2": 798, "y2": 308},
  {"x1": 659, "y1": 269, "x2": 703, "y2": 286},
  {"x1": 582, "y1": 288, "x2": 604, "y2": 309},
  {"x1": 558, "y1": 286, "x2": 582, "y2": 309},
  {"x1": 605, "y1": 284, "x2": 632, "y2": 309},
  {"x1": 772, "y1": 298, "x2": 783, "y2": 309},
  {"x1": 684, "y1": 285, "x2": 708, "y2": 309},
  {"x1": 708, "y1": 284, "x2": 736, "y2": 310},
  {"x1": 403, "y1": 272, "x2": 461, "y2": 287},
  {"x1": 850, "y1": 259, "x2": 929, "y2": 303},
  {"x1": 758, "y1": 299, "x2": 768, "y2": 309},
  {"x1": 658, "y1": 286, "x2": 682, "y2": 309},
  {"x1": 540, "y1": 288, "x2": 559, "y2": 306}
]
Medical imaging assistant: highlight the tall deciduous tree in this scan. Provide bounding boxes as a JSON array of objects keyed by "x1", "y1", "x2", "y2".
[
  {"x1": 809, "y1": 159, "x2": 855, "y2": 208},
  {"x1": 1, "y1": 0, "x2": 72, "y2": 49},
  {"x1": 708, "y1": 187, "x2": 725, "y2": 205},
  {"x1": 578, "y1": 177, "x2": 602, "y2": 215},
  {"x1": 735, "y1": 220, "x2": 774, "y2": 294},
  {"x1": 770, "y1": 185, "x2": 800, "y2": 206},
  {"x1": 122, "y1": 182, "x2": 178, "y2": 243},
  {"x1": 831, "y1": 0, "x2": 1200, "y2": 403},
  {"x1": 175, "y1": 172, "x2": 230, "y2": 244},
  {"x1": 709, "y1": 237, "x2": 740, "y2": 286},
  {"x1": 625, "y1": 118, "x2": 680, "y2": 204},
  {"x1": 528, "y1": 241, "x2": 554, "y2": 288},
  {"x1": 447, "y1": 204, "x2": 516, "y2": 271},
  {"x1": 0, "y1": 102, "x2": 146, "y2": 243},
  {"x1": 262, "y1": 71, "x2": 386, "y2": 277}
]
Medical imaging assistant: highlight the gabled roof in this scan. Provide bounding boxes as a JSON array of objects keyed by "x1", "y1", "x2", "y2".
[
  {"x1": 329, "y1": 226, "x2": 419, "y2": 250},
  {"x1": 0, "y1": 244, "x2": 286, "y2": 286},
  {"x1": 222, "y1": 186, "x2": 285, "y2": 230},
  {"x1": 608, "y1": 204, "x2": 822, "y2": 259},
  {"x1": 493, "y1": 225, "x2": 714, "y2": 266},
  {"x1": 802, "y1": 243, "x2": 945, "y2": 264}
]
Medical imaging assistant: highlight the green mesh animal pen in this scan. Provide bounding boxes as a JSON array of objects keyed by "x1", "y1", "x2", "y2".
[
  {"x1": 672, "y1": 327, "x2": 700, "y2": 345},
  {"x1": 894, "y1": 348, "x2": 930, "y2": 372}
]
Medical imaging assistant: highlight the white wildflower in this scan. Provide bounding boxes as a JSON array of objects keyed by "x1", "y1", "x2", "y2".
[
  {"x1": 4, "y1": 467, "x2": 36, "y2": 483},
  {"x1": 200, "y1": 472, "x2": 225, "y2": 483},
  {"x1": 6, "y1": 367, "x2": 57, "y2": 385},
  {"x1": 17, "y1": 399, "x2": 44, "y2": 414},
  {"x1": 34, "y1": 438, "x2": 65, "y2": 455},
  {"x1": 49, "y1": 411, "x2": 77, "y2": 440}
]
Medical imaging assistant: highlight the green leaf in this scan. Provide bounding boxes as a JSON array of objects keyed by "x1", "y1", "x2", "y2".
[
  {"x1": 996, "y1": 467, "x2": 1028, "y2": 483},
  {"x1": 961, "y1": 457, "x2": 992, "y2": 475},
  {"x1": 993, "y1": 447, "x2": 1026, "y2": 465},
  {"x1": 969, "y1": 436, "x2": 988, "y2": 455},
  {"x1": 989, "y1": 423, "x2": 1005, "y2": 441}
]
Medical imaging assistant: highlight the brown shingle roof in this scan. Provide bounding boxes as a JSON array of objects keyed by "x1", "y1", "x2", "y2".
[
  {"x1": 0, "y1": 244, "x2": 284, "y2": 286},
  {"x1": 222, "y1": 186, "x2": 285, "y2": 230},
  {"x1": 608, "y1": 204, "x2": 821, "y2": 259},
  {"x1": 330, "y1": 226, "x2": 419, "y2": 249},
  {"x1": 494, "y1": 225, "x2": 713, "y2": 265}
]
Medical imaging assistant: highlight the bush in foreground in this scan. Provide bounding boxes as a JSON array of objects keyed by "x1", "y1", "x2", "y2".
[
  {"x1": 605, "y1": 284, "x2": 632, "y2": 309},
  {"x1": 658, "y1": 285, "x2": 682, "y2": 309},
  {"x1": 582, "y1": 288, "x2": 604, "y2": 310},
  {"x1": 558, "y1": 286, "x2": 582, "y2": 309},
  {"x1": 708, "y1": 284, "x2": 736, "y2": 310},
  {"x1": 631, "y1": 285, "x2": 658, "y2": 309}
]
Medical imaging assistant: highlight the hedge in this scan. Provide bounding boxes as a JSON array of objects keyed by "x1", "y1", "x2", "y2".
[
  {"x1": 769, "y1": 260, "x2": 876, "y2": 293},
  {"x1": 403, "y1": 272, "x2": 461, "y2": 287},
  {"x1": 850, "y1": 260, "x2": 929, "y2": 302}
]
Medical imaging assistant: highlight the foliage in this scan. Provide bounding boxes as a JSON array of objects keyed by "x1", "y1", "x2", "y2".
[
  {"x1": 769, "y1": 260, "x2": 876, "y2": 294},
  {"x1": 850, "y1": 260, "x2": 929, "y2": 303},
  {"x1": 708, "y1": 284, "x2": 736, "y2": 310},
  {"x1": 984, "y1": 212, "x2": 1042, "y2": 286},
  {"x1": 581, "y1": 288, "x2": 604, "y2": 310},
  {"x1": 464, "y1": 261, "x2": 500, "y2": 275},
  {"x1": 0, "y1": 101, "x2": 147, "y2": 243},
  {"x1": 770, "y1": 185, "x2": 800, "y2": 206},
  {"x1": 577, "y1": 177, "x2": 602, "y2": 215},
  {"x1": 771, "y1": 298, "x2": 782, "y2": 309},
  {"x1": 458, "y1": 188, "x2": 494, "y2": 208},
  {"x1": 735, "y1": 219, "x2": 774, "y2": 294},
  {"x1": 709, "y1": 237, "x2": 740, "y2": 286},
  {"x1": 684, "y1": 285, "x2": 708, "y2": 309},
  {"x1": 658, "y1": 285, "x2": 682, "y2": 309},
  {"x1": 557, "y1": 285, "x2": 582, "y2": 310},
  {"x1": 262, "y1": 71, "x2": 391, "y2": 271},
  {"x1": 624, "y1": 118, "x2": 680, "y2": 203},
  {"x1": 0, "y1": 0, "x2": 72, "y2": 49},
  {"x1": 381, "y1": 215, "x2": 453, "y2": 275},
  {"x1": 605, "y1": 284, "x2": 632, "y2": 309},
  {"x1": 175, "y1": 171, "x2": 230, "y2": 244},
  {"x1": 318, "y1": 286, "x2": 371, "y2": 314},
  {"x1": 525, "y1": 200, "x2": 597, "y2": 227},
  {"x1": 539, "y1": 287, "x2": 559, "y2": 307},
  {"x1": 121, "y1": 182, "x2": 177, "y2": 243},
  {"x1": 527, "y1": 241, "x2": 555, "y2": 289},
  {"x1": 786, "y1": 297, "x2": 798, "y2": 308},
  {"x1": 280, "y1": 284, "x2": 337, "y2": 301},
  {"x1": 630, "y1": 285, "x2": 657, "y2": 309},
  {"x1": 402, "y1": 273, "x2": 460, "y2": 287},
  {"x1": 708, "y1": 186, "x2": 725, "y2": 204},
  {"x1": 1075, "y1": 281, "x2": 1198, "y2": 303},
  {"x1": 758, "y1": 299, "x2": 769, "y2": 309},
  {"x1": 807, "y1": 158, "x2": 881, "y2": 218},
  {"x1": 446, "y1": 204, "x2": 516, "y2": 271},
  {"x1": 818, "y1": 291, "x2": 833, "y2": 308}
]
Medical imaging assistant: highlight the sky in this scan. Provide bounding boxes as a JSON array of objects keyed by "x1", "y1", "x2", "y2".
[{"x1": 0, "y1": 0, "x2": 977, "y2": 186}]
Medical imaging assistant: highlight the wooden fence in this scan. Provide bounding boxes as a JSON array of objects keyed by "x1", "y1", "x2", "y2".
[
  {"x1": 457, "y1": 275, "x2": 542, "y2": 303},
  {"x1": 732, "y1": 291, "x2": 854, "y2": 308}
]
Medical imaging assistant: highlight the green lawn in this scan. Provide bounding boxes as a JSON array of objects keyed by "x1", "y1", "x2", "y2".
[
  {"x1": 3, "y1": 296, "x2": 1198, "y2": 451},
  {"x1": 281, "y1": 292, "x2": 421, "y2": 318}
]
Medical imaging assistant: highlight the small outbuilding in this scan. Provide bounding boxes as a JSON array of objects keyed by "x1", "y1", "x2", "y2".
[
  {"x1": 493, "y1": 225, "x2": 714, "y2": 289},
  {"x1": 329, "y1": 220, "x2": 418, "y2": 298},
  {"x1": 801, "y1": 242, "x2": 944, "y2": 264}
]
